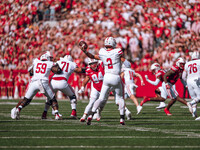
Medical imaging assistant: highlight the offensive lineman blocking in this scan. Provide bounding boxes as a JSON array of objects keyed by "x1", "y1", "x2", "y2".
[{"x1": 11, "y1": 52, "x2": 62, "y2": 120}]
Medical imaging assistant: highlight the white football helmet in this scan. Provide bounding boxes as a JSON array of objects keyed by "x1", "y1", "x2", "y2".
[
  {"x1": 40, "y1": 54, "x2": 48, "y2": 61},
  {"x1": 88, "y1": 58, "x2": 98, "y2": 70},
  {"x1": 88, "y1": 58, "x2": 98, "y2": 65},
  {"x1": 104, "y1": 37, "x2": 116, "y2": 48},
  {"x1": 45, "y1": 51, "x2": 53, "y2": 61},
  {"x1": 191, "y1": 51, "x2": 199, "y2": 60},
  {"x1": 176, "y1": 57, "x2": 185, "y2": 69},
  {"x1": 64, "y1": 55, "x2": 73, "y2": 62},
  {"x1": 150, "y1": 63, "x2": 160, "y2": 74}
]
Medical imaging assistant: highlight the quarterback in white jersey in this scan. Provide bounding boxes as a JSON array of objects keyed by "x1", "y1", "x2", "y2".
[
  {"x1": 11, "y1": 52, "x2": 62, "y2": 120},
  {"x1": 79, "y1": 37, "x2": 131, "y2": 125},
  {"x1": 183, "y1": 51, "x2": 200, "y2": 118},
  {"x1": 42, "y1": 55, "x2": 86, "y2": 119},
  {"x1": 121, "y1": 65, "x2": 144, "y2": 115}
]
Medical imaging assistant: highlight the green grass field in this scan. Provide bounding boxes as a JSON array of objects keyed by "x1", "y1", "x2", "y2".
[{"x1": 0, "y1": 98, "x2": 200, "y2": 149}]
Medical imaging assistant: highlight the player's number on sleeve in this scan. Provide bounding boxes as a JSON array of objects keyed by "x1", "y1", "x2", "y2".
[
  {"x1": 106, "y1": 58, "x2": 113, "y2": 69},
  {"x1": 61, "y1": 62, "x2": 69, "y2": 72},
  {"x1": 35, "y1": 63, "x2": 47, "y2": 74},
  {"x1": 188, "y1": 63, "x2": 197, "y2": 74}
]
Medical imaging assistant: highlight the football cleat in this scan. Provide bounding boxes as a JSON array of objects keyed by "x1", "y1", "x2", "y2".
[
  {"x1": 156, "y1": 102, "x2": 166, "y2": 109},
  {"x1": 187, "y1": 102, "x2": 193, "y2": 114},
  {"x1": 140, "y1": 97, "x2": 150, "y2": 106},
  {"x1": 80, "y1": 118, "x2": 85, "y2": 122},
  {"x1": 93, "y1": 109, "x2": 101, "y2": 121},
  {"x1": 195, "y1": 116, "x2": 200, "y2": 121},
  {"x1": 55, "y1": 114, "x2": 61, "y2": 120},
  {"x1": 41, "y1": 111, "x2": 47, "y2": 119},
  {"x1": 126, "y1": 112, "x2": 132, "y2": 120},
  {"x1": 137, "y1": 106, "x2": 143, "y2": 115},
  {"x1": 164, "y1": 108, "x2": 172, "y2": 116},
  {"x1": 120, "y1": 118, "x2": 125, "y2": 125},
  {"x1": 70, "y1": 110, "x2": 77, "y2": 119},
  {"x1": 11, "y1": 107, "x2": 20, "y2": 120},
  {"x1": 86, "y1": 117, "x2": 92, "y2": 125}
]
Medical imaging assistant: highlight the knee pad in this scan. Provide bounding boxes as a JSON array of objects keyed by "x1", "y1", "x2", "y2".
[{"x1": 69, "y1": 95, "x2": 77, "y2": 104}]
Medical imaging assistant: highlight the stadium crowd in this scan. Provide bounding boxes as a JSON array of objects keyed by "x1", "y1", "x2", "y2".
[{"x1": 0, "y1": 0, "x2": 200, "y2": 99}]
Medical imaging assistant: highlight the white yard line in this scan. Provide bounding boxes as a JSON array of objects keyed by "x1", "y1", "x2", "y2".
[
  {"x1": 0, "y1": 136, "x2": 199, "y2": 139},
  {"x1": 0, "y1": 146, "x2": 200, "y2": 149}
]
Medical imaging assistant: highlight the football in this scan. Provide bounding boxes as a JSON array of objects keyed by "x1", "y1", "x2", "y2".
[{"x1": 79, "y1": 41, "x2": 88, "y2": 50}]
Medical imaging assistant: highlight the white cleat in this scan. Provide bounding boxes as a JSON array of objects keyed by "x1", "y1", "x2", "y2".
[
  {"x1": 187, "y1": 102, "x2": 193, "y2": 114},
  {"x1": 120, "y1": 118, "x2": 125, "y2": 125},
  {"x1": 195, "y1": 116, "x2": 200, "y2": 121},
  {"x1": 11, "y1": 107, "x2": 20, "y2": 120},
  {"x1": 55, "y1": 114, "x2": 62, "y2": 120},
  {"x1": 137, "y1": 106, "x2": 143, "y2": 115},
  {"x1": 93, "y1": 109, "x2": 101, "y2": 121},
  {"x1": 126, "y1": 112, "x2": 132, "y2": 120},
  {"x1": 156, "y1": 102, "x2": 166, "y2": 109}
]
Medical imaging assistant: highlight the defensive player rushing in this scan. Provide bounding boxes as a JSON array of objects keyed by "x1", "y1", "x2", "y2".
[
  {"x1": 11, "y1": 51, "x2": 62, "y2": 120},
  {"x1": 79, "y1": 37, "x2": 131, "y2": 125},
  {"x1": 141, "y1": 63, "x2": 167, "y2": 109},
  {"x1": 163, "y1": 57, "x2": 192, "y2": 115},
  {"x1": 42, "y1": 55, "x2": 86, "y2": 119},
  {"x1": 121, "y1": 65, "x2": 144, "y2": 114},
  {"x1": 78, "y1": 59, "x2": 105, "y2": 122},
  {"x1": 183, "y1": 51, "x2": 200, "y2": 119}
]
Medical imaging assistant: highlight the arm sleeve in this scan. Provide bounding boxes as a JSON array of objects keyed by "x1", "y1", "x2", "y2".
[{"x1": 146, "y1": 78, "x2": 160, "y2": 86}]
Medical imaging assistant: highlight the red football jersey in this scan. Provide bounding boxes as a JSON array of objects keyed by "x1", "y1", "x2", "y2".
[
  {"x1": 155, "y1": 69, "x2": 166, "y2": 82},
  {"x1": 167, "y1": 65, "x2": 184, "y2": 85},
  {"x1": 86, "y1": 62, "x2": 104, "y2": 92}
]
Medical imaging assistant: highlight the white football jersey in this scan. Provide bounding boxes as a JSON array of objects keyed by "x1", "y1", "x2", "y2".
[
  {"x1": 31, "y1": 59, "x2": 54, "y2": 80},
  {"x1": 52, "y1": 57, "x2": 77, "y2": 80},
  {"x1": 99, "y1": 47, "x2": 123, "y2": 75},
  {"x1": 184, "y1": 59, "x2": 200, "y2": 79},
  {"x1": 122, "y1": 68, "x2": 135, "y2": 84}
]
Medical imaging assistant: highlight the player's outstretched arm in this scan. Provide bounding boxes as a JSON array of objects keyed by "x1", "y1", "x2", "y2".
[
  {"x1": 145, "y1": 75, "x2": 160, "y2": 86},
  {"x1": 135, "y1": 73, "x2": 145, "y2": 86},
  {"x1": 79, "y1": 41, "x2": 100, "y2": 60}
]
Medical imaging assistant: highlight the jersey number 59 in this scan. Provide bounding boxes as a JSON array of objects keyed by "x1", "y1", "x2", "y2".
[{"x1": 35, "y1": 63, "x2": 47, "y2": 74}]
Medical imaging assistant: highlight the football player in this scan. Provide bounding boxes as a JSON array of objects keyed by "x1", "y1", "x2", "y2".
[
  {"x1": 121, "y1": 64, "x2": 144, "y2": 115},
  {"x1": 11, "y1": 52, "x2": 62, "y2": 120},
  {"x1": 79, "y1": 37, "x2": 131, "y2": 125},
  {"x1": 41, "y1": 55, "x2": 86, "y2": 119},
  {"x1": 163, "y1": 57, "x2": 192, "y2": 115},
  {"x1": 182, "y1": 51, "x2": 200, "y2": 119},
  {"x1": 141, "y1": 63, "x2": 167, "y2": 109}
]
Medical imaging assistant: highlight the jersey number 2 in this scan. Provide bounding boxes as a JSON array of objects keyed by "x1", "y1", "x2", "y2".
[
  {"x1": 106, "y1": 58, "x2": 113, "y2": 69},
  {"x1": 188, "y1": 63, "x2": 197, "y2": 74},
  {"x1": 35, "y1": 63, "x2": 47, "y2": 74}
]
